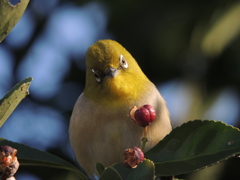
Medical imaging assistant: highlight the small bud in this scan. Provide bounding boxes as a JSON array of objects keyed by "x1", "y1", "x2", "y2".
[
  {"x1": 123, "y1": 147, "x2": 144, "y2": 168},
  {"x1": 0, "y1": 146, "x2": 19, "y2": 180},
  {"x1": 130, "y1": 105, "x2": 156, "y2": 127},
  {"x1": 0, "y1": 146, "x2": 17, "y2": 167}
]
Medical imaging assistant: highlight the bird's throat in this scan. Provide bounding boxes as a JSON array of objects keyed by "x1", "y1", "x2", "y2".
[{"x1": 85, "y1": 72, "x2": 149, "y2": 107}]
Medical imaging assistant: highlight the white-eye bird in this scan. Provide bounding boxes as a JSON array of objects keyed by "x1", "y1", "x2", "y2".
[{"x1": 69, "y1": 39, "x2": 172, "y2": 178}]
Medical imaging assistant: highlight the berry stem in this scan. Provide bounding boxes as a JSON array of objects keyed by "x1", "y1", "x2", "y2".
[{"x1": 141, "y1": 126, "x2": 148, "y2": 152}]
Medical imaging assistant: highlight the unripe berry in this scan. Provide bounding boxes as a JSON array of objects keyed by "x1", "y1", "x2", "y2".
[
  {"x1": 0, "y1": 146, "x2": 17, "y2": 166},
  {"x1": 123, "y1": 147, "x2": 144, "y2": 168},
  {"x1": 130, "y1": 105, "x2": 156, "y2": 127},
  {"x1": 0, "y1": 146, "x2": 19, "y2": 180}
]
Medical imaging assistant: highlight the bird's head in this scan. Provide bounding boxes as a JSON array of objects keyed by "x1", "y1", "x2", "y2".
[{"x1": 84, "y1": 40, "x2": 149, "y2": 106}]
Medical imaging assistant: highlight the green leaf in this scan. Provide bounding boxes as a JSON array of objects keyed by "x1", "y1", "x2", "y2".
[
  {"x1": 96, "y1": 162, "x2": 105, "y2": 176},
  {"x1": 0, "y1": 77, "x2": 33, "y2": 127},
  {"x1": 99, "y1": 159, "x2": 155, "y2": 180},
  {"x1": 145, "y1": 120, "x2": 240, "y2": 176},
  {"x1": 0, "y1": 138, "x2": 89, "y2": 180},
  {"x1": 0, "y1": 0, "x2": 30, "y2": 42}
]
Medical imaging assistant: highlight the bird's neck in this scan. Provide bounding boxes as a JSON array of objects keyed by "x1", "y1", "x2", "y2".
[{"x1": 84, "y1": 77, "x2": 151, "y2": 108}]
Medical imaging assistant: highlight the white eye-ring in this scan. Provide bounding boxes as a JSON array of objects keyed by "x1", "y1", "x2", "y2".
[
  {"x1": 92, "y1": 69, "x2": 101, "y2": 82},
  {"x1": 119, "y1": 54, "x2": 128, "y2": 69}
]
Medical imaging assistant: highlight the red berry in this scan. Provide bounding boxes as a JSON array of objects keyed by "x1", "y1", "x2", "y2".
[
  {"x1": 143, "y1": 105, "x2": 156, "y2": 122},
  {"x1": 133, "y1": 105, "x2": 156, "y2": 127},
  {"x1": 134, "y1": 107, "x2": 150, "y2": 126}
]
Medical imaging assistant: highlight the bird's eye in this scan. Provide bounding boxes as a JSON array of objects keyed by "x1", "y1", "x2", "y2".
[
  {"x1": 92, "y1": 69, "x2": 101, "y2": 82},
  {"x1": 119, "y1": 55, "x2": 128, "y2": 69}
]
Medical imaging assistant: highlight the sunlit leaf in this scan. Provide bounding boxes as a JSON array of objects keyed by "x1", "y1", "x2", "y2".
[
  {"x1": 0, "y1": 0, "x2": 30, "y2": 42},
  {"x1": 0, "y1": 77, "x2": 32, "y2": 127}
]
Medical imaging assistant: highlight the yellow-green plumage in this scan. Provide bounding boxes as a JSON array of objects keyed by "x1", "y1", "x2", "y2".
[{"x1": 69, "y1": 39, "x2": 172, "y2": 178}]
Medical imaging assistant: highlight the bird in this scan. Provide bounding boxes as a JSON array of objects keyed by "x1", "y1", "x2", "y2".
[{"x1": 69, "y1": 39, "x2": 172, "y2": 179}]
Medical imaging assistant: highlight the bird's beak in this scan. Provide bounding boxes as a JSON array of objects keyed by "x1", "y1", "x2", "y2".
[{"x1": 106, "y1": 67, "x2": 118, "y2": 78}]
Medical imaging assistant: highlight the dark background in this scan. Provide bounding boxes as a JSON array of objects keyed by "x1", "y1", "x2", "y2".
[{"x1": 1, "y1": 0, "x2": 240, "y2": 179}]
